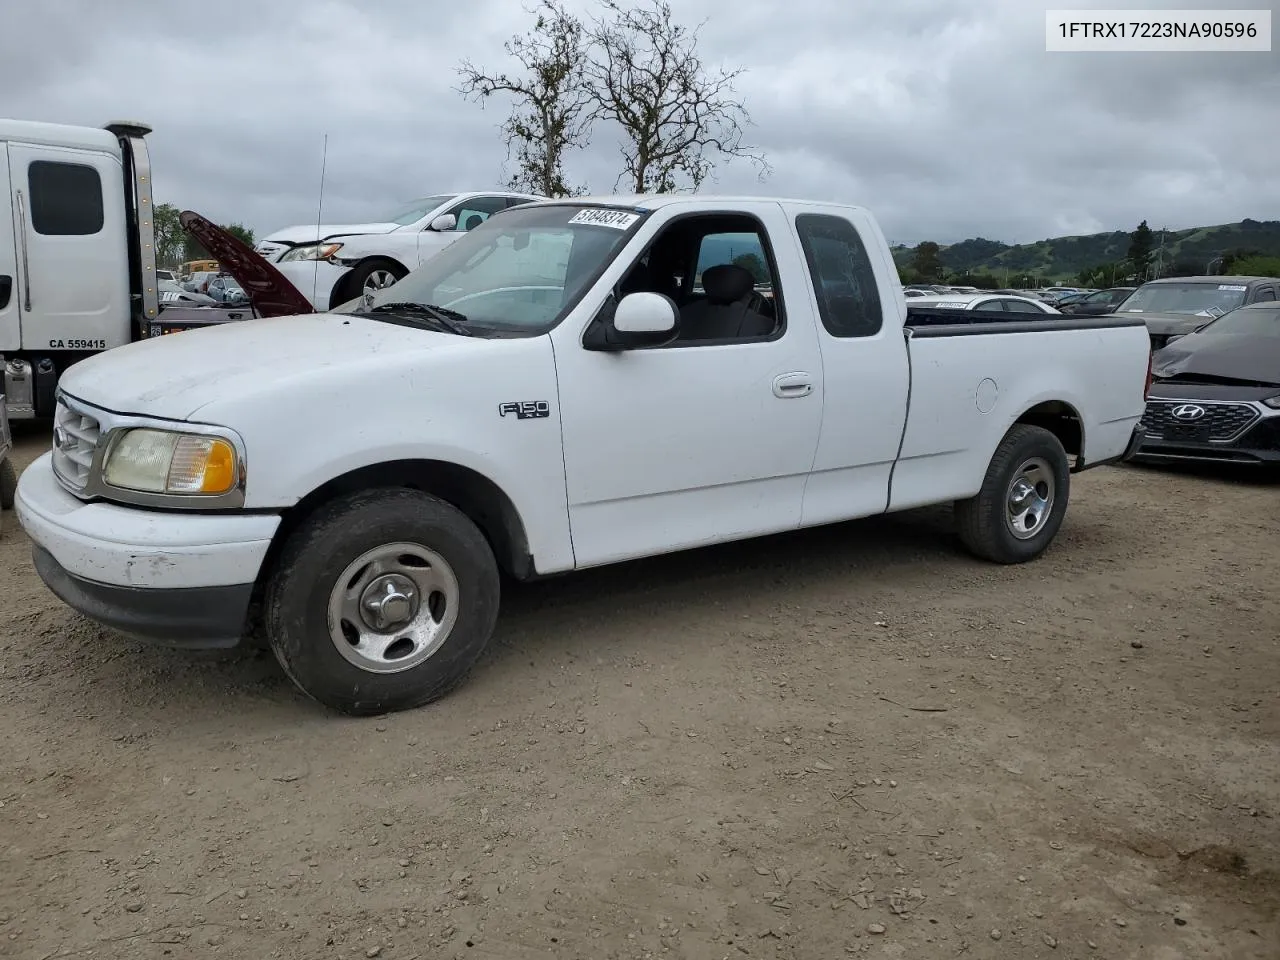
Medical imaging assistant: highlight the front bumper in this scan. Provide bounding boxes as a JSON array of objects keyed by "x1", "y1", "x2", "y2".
[
  {"x1": 15, "y1": 452, "x2": 281, "y2": 646},
  {"x1": 274, "y1": 259, "x2": 350, "y2": 311},
  {"x1": 1131, "y1": 406, "x2": 1280, "y2": 466}
]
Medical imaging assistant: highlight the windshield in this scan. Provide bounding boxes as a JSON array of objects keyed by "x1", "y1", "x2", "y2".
[
  {"x1": 380, "y1": 195, "x2": 458, "y2": 226},
  {"x1": 1118, "y1": 282, "x2": 1249, "y2": 317},
  {"x1": 1195, "y1": 306, "x2": 1280, "y2": 338},
  {"x1": 349, "y1": 203, "x2": 647, "y2": 332}
]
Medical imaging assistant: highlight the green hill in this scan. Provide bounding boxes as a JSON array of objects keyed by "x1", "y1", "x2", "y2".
[{"x1": 890, "y1": 218, "x2": 1280, "y2": 282}]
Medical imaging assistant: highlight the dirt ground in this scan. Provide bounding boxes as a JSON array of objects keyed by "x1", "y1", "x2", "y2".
[{"x1": 1, "y1": 425, "x2": 1277, "y2": 960}]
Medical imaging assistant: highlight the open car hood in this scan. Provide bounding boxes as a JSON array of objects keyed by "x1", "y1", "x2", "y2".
[{"x1": 180, "y1": 211, "x2": 315, "y2": 318}]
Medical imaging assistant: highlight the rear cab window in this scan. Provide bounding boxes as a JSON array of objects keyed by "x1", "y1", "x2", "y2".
[{"x1": 793, "y1": 214, "x2": 883, "y2": 338}]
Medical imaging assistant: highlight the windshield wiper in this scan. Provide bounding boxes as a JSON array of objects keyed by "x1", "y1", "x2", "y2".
[{"x1": 364, "y1": 301, "x2": 473, "y2": 335}]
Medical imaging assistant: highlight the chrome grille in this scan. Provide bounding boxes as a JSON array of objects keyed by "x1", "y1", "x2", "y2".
[
  {"x1": 51, "y1": 399, "x2": 102, "y2": 490},
  {"x1": 1142, "y1": 399, "x2": 1259, "y2": 443}
]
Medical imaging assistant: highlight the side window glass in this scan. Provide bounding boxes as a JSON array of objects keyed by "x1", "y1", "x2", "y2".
[
  {"x1": 1003, "y1": 299, "x2": 1045, "y2": 313},
  {"x1": 975, "y1": 299, "x2": 1006, "y2": 312},
  {"x1": 620, "y1": 214, "x2": 783, "y2": 345},
  {"x1": 1255, "y1": 287, "x2": 1276, "y2": 302},
  {"x1": 693, "y1": 232, "x2": 774, "y2": 294},
  {"x1": 447, "y1": 196, "x2": 511, "y2": 232},
  {"x1": 29, "y1": 161, "x2": 104, "y2": 236},
  {"x1": 794, "y1": 213, "x2": 883, "y2": 338}
]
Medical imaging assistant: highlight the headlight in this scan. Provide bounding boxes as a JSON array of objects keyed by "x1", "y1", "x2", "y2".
[
  {"x1": 1264, "y1": 395, "x2": 1280, "y2": 410},
  {"x1": 280, "y1": 242, "x2": 343, "y2": 263},
  {"x1": 103, "y1": 429, "x2": 239, "y2": 496}
]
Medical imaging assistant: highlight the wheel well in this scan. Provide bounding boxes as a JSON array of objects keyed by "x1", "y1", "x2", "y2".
[
  {"x1": 258, "y1": 460, "x2": 535, "y2": 590},
  {"x1": 328, "y1": 256, "x2": 409, "y2": 309},
  {"x1": 1015, "y1": 401, "x2": 1083, "y2": 459}
]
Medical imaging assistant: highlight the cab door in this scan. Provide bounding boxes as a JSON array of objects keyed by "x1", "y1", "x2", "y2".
[
  {"x1": 0, "y1": 146, "x2": 19, "y2": 350},
  {"x1": 9, "y1": 143, "x2": 130, "y2": 351}
]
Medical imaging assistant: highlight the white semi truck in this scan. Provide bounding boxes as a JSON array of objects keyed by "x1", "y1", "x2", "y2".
[{"x1": 0, "y1": 118, "x2": 308, "y2": 421}]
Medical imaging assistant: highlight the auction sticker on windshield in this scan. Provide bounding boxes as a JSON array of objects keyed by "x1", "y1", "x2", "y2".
[
  {"x1": 569, "y1": 209, "x2": 641, "y2": 230},
  {"x1": 1218, "y1": 284, "x2": 1248, "y2": 291}
]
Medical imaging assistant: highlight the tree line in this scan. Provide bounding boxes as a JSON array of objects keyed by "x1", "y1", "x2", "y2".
[
  {"x1": 153, "y1": 202, "x2": 253, "y2": 269},
  {"x1": 899, "y1": 220, "x2": 1280, "y2": 290}
]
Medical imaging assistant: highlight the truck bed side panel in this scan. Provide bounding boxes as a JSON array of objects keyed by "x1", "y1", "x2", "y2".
[{"x1": 891, "y1": 320, "x2": 1149, "y2": 512}]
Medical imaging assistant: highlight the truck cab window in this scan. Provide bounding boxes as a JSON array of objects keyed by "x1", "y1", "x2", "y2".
[
  {"x1": 28, "y1": 161, "x2": 104, "y2": 236},
  {"x1": 794, "y1": 214, "x2": 883, "y2": 338},
  {"x1": 617, "y1": 214, "x2": 783, "y2": 344}
]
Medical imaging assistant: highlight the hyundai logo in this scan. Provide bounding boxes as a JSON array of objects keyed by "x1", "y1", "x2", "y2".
[{"x1": 1171, "y1": 403, "x2": 1206, "y2": 421}]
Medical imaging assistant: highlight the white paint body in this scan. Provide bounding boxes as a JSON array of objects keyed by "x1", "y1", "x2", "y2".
[
  {"x1": 257, "y1": 191, "x2": 545, "y2": 310},
  {"x1": 0, "y1": 120, "x2": 133, "y2": 355},
  {"x1": 17, "y1": 195, "x2": 1152, "y2": 600}
]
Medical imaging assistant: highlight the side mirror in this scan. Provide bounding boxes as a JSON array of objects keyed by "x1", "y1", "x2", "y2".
[
  {"x1": 583, "y1": 292, "x2": 679, "y2": 351},
  {"x1": 429, "y1": 214, "x2": 457, "y2": 232}
]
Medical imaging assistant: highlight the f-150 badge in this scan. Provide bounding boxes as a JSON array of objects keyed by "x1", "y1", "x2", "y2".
[{"x1": 499, "y1": 401, "x2": 551, "y2": 420}]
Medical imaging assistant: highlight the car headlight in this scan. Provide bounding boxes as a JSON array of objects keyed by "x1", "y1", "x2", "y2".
[
  {"x1": 280, "y1": 242, "x2": 343, "y2": 263},
  {"x1": 103, "y1": 429, "x2": 240, "y2": 496},
  {"x1": 1264, "y1": 395, "x2": 1280, "y2": 410}
]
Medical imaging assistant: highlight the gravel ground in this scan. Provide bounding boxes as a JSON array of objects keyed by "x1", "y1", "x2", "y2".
[{"x1": 1, "y1": 426, "x2": 1277, "y2": 960}]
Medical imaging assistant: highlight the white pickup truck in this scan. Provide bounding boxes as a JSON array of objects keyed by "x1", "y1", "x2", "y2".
[{"x1": 16, "y1": 195, "x2": 1152, "y2": 716}]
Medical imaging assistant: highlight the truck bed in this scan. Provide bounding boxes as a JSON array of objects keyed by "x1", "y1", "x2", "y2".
[{"x1": 904, "y1": 305, "x2": 1149, "y2": 335}]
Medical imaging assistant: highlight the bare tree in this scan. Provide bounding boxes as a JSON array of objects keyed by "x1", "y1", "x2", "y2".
[
  {"x1": 583, "y1": 0, "x2": 769, "y2": 193},
  {"x1": 456, "y1": 0, "x2": 593, "y2": 198}
]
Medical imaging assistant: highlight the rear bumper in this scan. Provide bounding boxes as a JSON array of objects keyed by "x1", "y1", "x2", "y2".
[
  {"x1": 32, "y1": 545, "x2": 252, "y2": 647},
  {"x1": 1077, "y1": 422, "x2": 1146, "y2": 471}
]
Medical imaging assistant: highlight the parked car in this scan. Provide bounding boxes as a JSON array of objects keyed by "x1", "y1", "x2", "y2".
[
  {"x1": 16, "y1": 194, "x2": 1151, "y2": 716},
  {"x1": 158, "y1": 279, "x2": 217, "y2": 307},
  {"x1": 1057, "y1": 286, "x2": 1137, "y2": 317},
  {"x1": 905, "y1": 293, "x2": 1061, "y2": 314},
  {"x1": 183, "y1": 271, "x2": 219, "y2": 294},
  {"x1": 1132, "y1": 302, "x2": 1280, "y2": 467},
  {"x1": 255, "y1": 191, "x2": 545, "y2": 311},
  {"x1": 1115, "y1": 276, "x2": 1280, "y2": 349},
  {"x1": 207, "y1": 275, "x2": 248, "y2": 304},
  {"x1": 156, "y1": 269, "x2": 176, "y2": 282}
]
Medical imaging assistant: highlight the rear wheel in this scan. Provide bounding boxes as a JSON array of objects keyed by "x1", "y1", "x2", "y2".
[
  {"x1": 955, "y1": 425, "x2": 1070, "y2": 564},
  {"x1": 264, "y1": 489, "x2": 500, "y2": 716}
]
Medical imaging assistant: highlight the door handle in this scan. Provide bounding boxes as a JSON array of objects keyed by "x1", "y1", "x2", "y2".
[
  {"x1": 15, "y1": 189, "x2": 32, "y2": 310},
  {"x1": 772, "y1": 372, "x2": 813, "y2": 398}
]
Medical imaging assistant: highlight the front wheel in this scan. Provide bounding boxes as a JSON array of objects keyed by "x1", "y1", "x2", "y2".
[
  {"x1": 954, "y1": 424, "x2": 1070, "y2": 564},
  {"x1": 264, "y1": 489, "x2": 500, "y2": 716}
]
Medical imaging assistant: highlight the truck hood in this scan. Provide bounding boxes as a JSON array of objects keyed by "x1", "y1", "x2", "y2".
[
  {"x1": 258, "y1": 222, "x2": 401, "y2": 245},
  {"x1": 181, "y1": 211, "x2": 314, "y2": 318},
  {"x1": 58, "y1": 312, "x2": 476, "y2": 421},
  {"x1": 1151, "y1": 334, "x2": 1280, "y2": 388}
]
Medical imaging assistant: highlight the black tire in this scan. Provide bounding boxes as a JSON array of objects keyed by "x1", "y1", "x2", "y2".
[
  {"x1": 264, "y1": 488, "x2": 500, "y2": 716},
  {"x1": 954, "y1": 424, "x2": 1070, "y2": 564},
  {"x1": 336, "y1": 258, "x2": 407, "y2": 306},
  {"x1": 0, "y1": 458, "x2": 16, "y2": 510}
]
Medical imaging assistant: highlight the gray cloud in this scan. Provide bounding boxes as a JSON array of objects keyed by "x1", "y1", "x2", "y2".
[{"x1": 2, "y1": 0, "x2": 1276, "y2": 245}]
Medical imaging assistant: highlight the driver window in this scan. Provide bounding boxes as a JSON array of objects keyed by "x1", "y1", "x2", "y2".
[
  {"x1": 443, "y1": 196, "x2": 510, "y2": 232},
  {"x1": 615, "y1": 214, "x2": 784, "y2": 345},
  {"x1": 1003, "y1": 299, "x2": 1045, "y2": 313}
]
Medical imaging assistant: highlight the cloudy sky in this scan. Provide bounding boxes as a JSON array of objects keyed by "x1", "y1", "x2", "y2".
[{"x1": 4, "y1": 0, "x2": 1276, "y2": 245}]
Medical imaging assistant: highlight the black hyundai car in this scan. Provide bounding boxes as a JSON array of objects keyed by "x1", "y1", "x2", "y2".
[{"x1": 1132, "y1": 302, "x2": 1280, "y2": 467}]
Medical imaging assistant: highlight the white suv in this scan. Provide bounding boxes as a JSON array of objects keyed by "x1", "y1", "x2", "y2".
[{"x1": 256, "y1": 191, "x2": 544, "y2": 310}]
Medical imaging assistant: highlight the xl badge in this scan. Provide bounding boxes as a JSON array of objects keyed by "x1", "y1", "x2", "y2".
[{"x1": 499, "y1": 401, "x2": 551, "y2": 420}]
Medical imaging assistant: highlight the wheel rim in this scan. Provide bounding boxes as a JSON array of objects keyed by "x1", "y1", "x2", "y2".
[
  {"x1": 363, "y1": 269, "x2": 399, "y2": 294},
  {"x1": 326, "y1": 542, "x2": 461, "y2": 674},
  {"x1": 1005, "y1": 457, "x2": 1055, "y2": 540}
]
